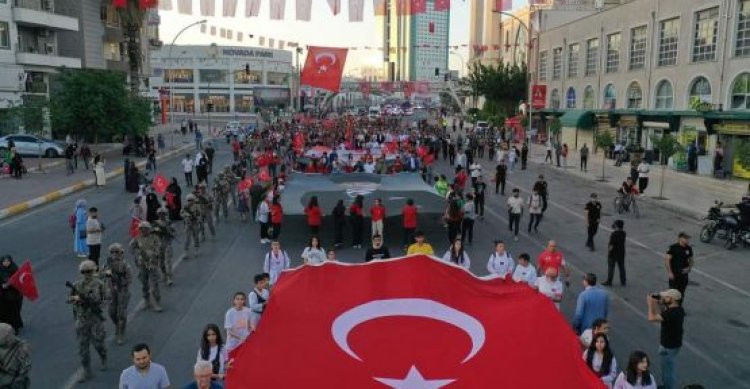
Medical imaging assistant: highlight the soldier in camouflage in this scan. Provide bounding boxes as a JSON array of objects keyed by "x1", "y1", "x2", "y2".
[
  {"x1": 153, "y1": 208, "x2": 175, "y2": 286},
  {"x1": 0, "y1": 323, "x2": 31, "y2": 389},
  {"x1": 195, "y1": 184, "x2": 216, "y2": 240},
  {"x1": 129, "y1": 222, "x2": 163, "y2": 312},
  {"x1": 102, "y1": 243, "x2": 131, "y2": 346},
  {"x1": 224, "y1": 164, "x2": 239, "y2": 208},
  {"x1": 212, "y1": 172, "x2": 230, "y2": 222},
  {"x1": 67, "y1": 260, "x2": 107, "y2": 382},
  {"x1": 181, "y1": 194, "x2": 201, "y2": 256}
]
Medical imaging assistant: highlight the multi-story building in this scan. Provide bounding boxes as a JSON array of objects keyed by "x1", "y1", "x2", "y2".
[
  {"x1": 377, "y1": 0, "x2": 449, "y2": 82},
  {"x1": 535, "y1": 0, "x2": 750, "y2": 177},
  {"x1": 148, "y1": 44, "x2": 293, "y2": 117}
]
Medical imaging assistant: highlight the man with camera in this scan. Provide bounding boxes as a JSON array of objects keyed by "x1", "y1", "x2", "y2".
[{"x1": 647, "y1": 289, "x2": 685, "y2": 389}]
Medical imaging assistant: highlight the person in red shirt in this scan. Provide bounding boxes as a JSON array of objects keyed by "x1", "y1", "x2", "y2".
[
  {"x1": 537, "y1": 240, "x2": 570, "y2": 286},
  {"x1": 270, "y1": 195, "x2": 283, "y2": 240},
  {"x1": 350, "y1": 195, "x2": 364, "y2": 248},
  {"x1": 370, "y1": 198, "x2": 386, "y2": 238},
  {"x1": 305, "y1": 196, "x2": 323, "y2": 235},
  {"x1": 231, "y1": 138, "x2": 241, "y2": 161},
  {"x1": 454, "y1": 167, "x2": 468, "y2": 192},
  {"x1": 401, "y1": 198, "x2": 418, "y2": 248}
]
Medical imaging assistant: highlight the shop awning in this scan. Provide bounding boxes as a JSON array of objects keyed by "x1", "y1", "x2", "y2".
[
  {"x1": 704, "y1": 111, "x2": 750, "y2": 121},
  {"x1": 560, "y1": 110, "x2": 595, "y2": 129}
]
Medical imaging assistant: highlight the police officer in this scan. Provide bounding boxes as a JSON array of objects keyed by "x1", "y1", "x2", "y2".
[
  {"x1": 67, "y1": 260, "x2": 107, "y2": 382},
  {"x1": 129, "y1": 222, "x2": 163, "y2": 312},
  {"x1": 212, "y1": 172, "x2": 230, "y2": 222},
  {"x1": 153, "y1": 208, "x2": 175, "y2": 286},
  {"x1": 195, "y1": 184, "x2": 216, "y2": 240},
  {"x1": 181, "y1": 194, "x2": 202, "y2": 256},
  {"x1": 102, "y1": 243, "x2": 131, "y2": 345}
]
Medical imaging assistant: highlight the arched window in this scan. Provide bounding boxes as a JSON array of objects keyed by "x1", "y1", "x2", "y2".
[
  {"x1": 583, "y1": 86, "x2": 595, "y2": 109},
  {"x1": 627, "y1": 82, "x2": 643, "y2": 109},
  {"x1": 603, "y1": 84, "x2": 617, "y2": 109},
  {"x1": 730, "y1": 73, "x2": 750, "y2": 110},
  {"x1": 514, "y1": 26, "x2": 527, "y2": 66},
  {"x1": 566, "y1": 87, "x2": 576, "y2": 109},
  {"x1": 550, "y1": 89, "x2": 560, "y2": 109},
  {"x1": 655, "y1": 80, "x2": 674, "y2": 109},
  {"x1": 689, "y1": 76, "x2": 712, "y2": 105}
]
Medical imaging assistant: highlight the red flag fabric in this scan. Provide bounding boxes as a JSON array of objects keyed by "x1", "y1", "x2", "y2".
[
  {"x1": 496, "y1": 0, "x2": 512, "y2": 11},
  {"x1": 238, "y1": 178, "x2": 254, "y2": 192},
  {"x1": 295, "y1": 0, "x2": 312, "y2": 21},
  {"x1": 327, "y1": 0, "x2": 341, "y2": 15},
  {"x1": 139, "y1": 0, "x2": 158, "y2": 9},
  {"x1": 373, "y1": 0, "x2": 386, "y2": 15},
  {"x1": 300, "y1": 46, "x2": 348, "y2": 92},
  {"x1": 113, "y1": 0, "x2": 127, "y2": 8},
  {"x1": 428, "y1": 21, "x2": 434, "y2": 33},
  {"x1": 409, "y1": 0, "x2": 427, "y2": 14},
  {"x1": 434, "y1": 0, "x2": 450, "y2": 11},
  {"x1": 258, "y1": 167, "x2": 272, "y2": 182},
  {"x1": 152, "y1": 174, "x2": 168, "y2": 194},
  {"x1": 8, "y1": 261, "x2": 39, "y2": 301},
  {"x1": 403, "y1": 82, "x2": 415, "y2": 98},
  {"x1": 226, "y1": 256, "x2": 605, "y2": 388}
]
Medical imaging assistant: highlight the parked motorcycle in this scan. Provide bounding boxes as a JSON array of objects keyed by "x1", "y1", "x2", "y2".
[{"x1": 700, "y1": 201, "x2": 750, "y2": 249}]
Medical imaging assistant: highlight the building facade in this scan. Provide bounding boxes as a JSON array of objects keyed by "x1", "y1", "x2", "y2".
[
  {"x1": 535, "y1": 0, "x2": 750, "y2": 177},
  {"x1": 149, "y1": 44, "x2": 293, "y2": 116}
]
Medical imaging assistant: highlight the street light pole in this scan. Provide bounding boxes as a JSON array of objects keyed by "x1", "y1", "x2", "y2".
[
  {"x1": 167, "y1": 19, "x2": 207, "y2": 127},
  {"x1": 449, "y1": 51, "x2": 466, "y2": 78}
]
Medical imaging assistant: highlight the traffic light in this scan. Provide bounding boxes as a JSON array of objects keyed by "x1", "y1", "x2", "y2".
[{"x1": 245, "y1": 63, "x2": 250, "y2": 75}]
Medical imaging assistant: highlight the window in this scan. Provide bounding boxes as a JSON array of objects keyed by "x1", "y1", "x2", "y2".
[
  {"x1": 730, "y1": 73, "x2": 750, "y2": 110},
  {"x1": 583, "y1": 86, "x2": 595, "y2": 109},
  {"x1": 585, "y1": 38, "x2": 598, "y2": 76},
  {"x1": 626, "y1": 82, "x2": 643, "y2": 108},
  {"x1": 655, "y1": 80, "x2": 674, "y2": 109},
  {"x1": 693, "y1": 7, "x2": 719, "y2": 62},
  {"x1": 689, "y1": 76, "x2": 712, "y2": 104},
  {"x1": 552, "y1": 47, "x2": 562, "y2": 80},
  {"x1": 163, "y1": 69, "x2": 194, "y2": 83},
  {"x1": 0, "y1": 22, "x2": 8, "y2": 50},
  {"x1": 658, "y1": 18, "x2": 680, "y2": 66},
  {"x1": 603, "y1": 84, "x2": 617, "y2": 109},
  {"x1": 199, "y1": 69, "x2": 227, "y2": 83},
  {"x1": 566, "y1": 87, "x2": 576, "y2": 108},
  {"x1": 606, "y1": 33, "x2": 621, "y2": 73},
  {"x1": 538, "y1": 51, "x2": 548, "y2": 81},
  {"x1": 568, "y1": 43, "x2": 579, "y2": 78},
  {"x1": 550, "y1": 89, "x2": 560, "y2": 109},
  {"x1": 736, "y1": 0, "x2": 750, "y2": 57},
  {"x1": 629, "y1": 26, "x2": 647, "y2": 70}
]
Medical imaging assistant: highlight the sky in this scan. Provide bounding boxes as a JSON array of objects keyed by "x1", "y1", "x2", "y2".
[{"x1": 158, "y1": 0, "x2": 527, "y2": 75}]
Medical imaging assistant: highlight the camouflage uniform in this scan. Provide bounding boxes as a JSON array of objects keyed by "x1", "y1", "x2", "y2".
[
  {"x1": 224, "y1": 165, "x2": 239, "y2": 207},
  {"x1": 129, "y1": 222, "x2": 163, "y2": 312},
  {"x1": 181, "y1": 194, "x2": 201, "y2": 253},
  {"x1": 212, "y1": 172, "x2": 230, "y2": 221},
  {"x1": 67, "y1": 260, "x2": 107, "y2": 381},
  {"x1": 0, "y1": 323, "x2": 31, "y2": 389},
  {"x1": 196, "y1": 186, "x2": 216, "y2": 240},
  {"x1": 153, "y1": 209, "x2": 176, "y2": 286},
  {"x1": 101, "y1": 243, "x2": 131, "y2": 345}
]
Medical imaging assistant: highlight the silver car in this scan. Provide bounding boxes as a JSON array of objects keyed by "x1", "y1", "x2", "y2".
[{"x1": 0, "y1": 134, "x2": 65, "y2": 158}]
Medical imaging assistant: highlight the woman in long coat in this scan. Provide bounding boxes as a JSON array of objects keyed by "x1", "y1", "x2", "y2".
[
  {"x1": 0, "y1": 255, "x2": 23, "y2": 333},
  {"x1": 73, "y1": 199, "x2": 89, "y2": 257},
  {"x1": 165, "y1": 178, "x2": 182, "y2": 221},
  {"x1": 93, "y1": 154, "x2": 106, "y2": 187}
]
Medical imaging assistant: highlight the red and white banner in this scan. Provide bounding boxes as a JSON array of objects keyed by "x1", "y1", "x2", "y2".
[
  {"x1": 373, "y1": 0, "x2": 386, "y2": 15},
  {"x1": 348, "y1": 0, "x2": 364, "y2": 22},
  {"x1": 434, "y1": 0, "x2": 450, "y2": 11},
  {"x1": 222, "y1": 0, "x2": 237, "y2": 16},
  {"x1": 531, "y1": 84, "x2": 547, "y2": 109},
  {"x1": 200, "y1": 0, "x2": 215, "y2": 16},
  {"x1": 226, "y1": 256, "x2": 605, "y2": 388},
  {"x1": 245, "y1": 0, "x2": 261, "y2": 16},
  {"x1": 270, "y1": 0, "x2": 286, "y2": 20},
  {"x1": 295, "y1": 0, "x2": 312, "y2": 21},
  {"x1": 327, "y1": 0, "x2": 341, "y2": 15},
  {"x1": 300, "y1": 46, "x2": 348, "y2": 92}
]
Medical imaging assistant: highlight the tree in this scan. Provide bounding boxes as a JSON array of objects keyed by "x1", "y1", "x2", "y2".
[
  {"x1": 465, "y1": 61, "x2": 528, "y2": 115},
  {"x1": 50, "y1": 69, "x2": 151, "y2": 142},
  {"x1": 548, "y1": 117, "x2": 561, "y2": 145},
  {"x1": 594, "y1": 131, "x2": 615, "y2": 181},
  {"x1": 651, "y1": 133, "x2": 683, "y2": 199},
  {"x1": 117, "y1": 1, "x2": 148, "y2": 96},
  {"x1": 735, "y1": 139, "x2": 750, "y2": 172}
]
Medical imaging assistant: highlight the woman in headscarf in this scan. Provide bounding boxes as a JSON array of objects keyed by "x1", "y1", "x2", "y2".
[
  {"x1": 165, "y1": 177, "x2": 183, "y2": 221},
  {"x1": 125, "y1": 161, "x2": 140, "y2": 193},
  {"x1": 145, "y1": 187, "x2": 161, "y2": 223},
  {"x1": 74, "y1": 199, "x2": 89, "y2": 258},
  {"x1": 93, "y1": 153, "x2": 106, "y2": 187},
  {"x1": 0, "y1": 256, "x2": 23, "y2": 333}
]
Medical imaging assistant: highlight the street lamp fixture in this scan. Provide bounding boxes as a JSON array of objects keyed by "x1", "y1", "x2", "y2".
[{"x1": 167, "y1": 19, "x2": 208, "y2": 126}]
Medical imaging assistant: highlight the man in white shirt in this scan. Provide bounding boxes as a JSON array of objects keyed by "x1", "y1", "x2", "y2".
[
  {"x1": 535, "y1": 267, "x2": 564, "y2": 310},
  {"x1": 486, "y1": 240, "x2": 514, "y2": 278},
  {"x1": 181, "y1": 154, "x2": 194, "y2": 187},
  {"x1": 455, "y1": 151, "x2": 467, "y2": 169},
  {"x1": 507, "y1": 189, "x2": 524, "y2": 241},
  {"x1": 512, "y1": 253, "x2": 537, "y2": 286},
  {"x1": 119, "y1": 343, "x2": 170, "y2": 389},
  {"x1": 85, "y1": 207, "x2": 103, "y2": 266},
  {"x1": 637, "y1": 160, "x2": 650, "y2": 194},
  {"x1": 469, "y1": 162, "x2": 482, "y2": 185}
]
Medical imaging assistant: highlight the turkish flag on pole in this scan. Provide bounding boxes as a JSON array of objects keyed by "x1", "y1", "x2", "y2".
[
  {"x1": 8, "y1": 261, "x2": 39, "y2": 301},
  {"x1": 300, "y1": 46, "x2": 348, "y2": 92},
  {"x1": 152, "y1": 174, "x2": 169, "y2": 194},
  {"x1": 226, "y1": 256, "x2": 605, "y2": 388},
  {"x1": 496, "y1": 0, "x2": 512, "y2": 11},
  {"x1": 434, "y1": 0, "x2": 450, "y2": 11}
]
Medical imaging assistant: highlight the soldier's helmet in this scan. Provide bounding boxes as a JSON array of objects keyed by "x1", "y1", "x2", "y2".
[
  {"x1": 186, "y1": 194, "x2": 197, "y2": 201},
  {"x1": 157, "y1": 207, "x2": 168, "y2": 215},
  {"x1": 138, "y1": 221, "x2": 152, "y2": 230},
  {"x1": 79, "y1": 260, "x2": 97, "y2": 272},
  {"x1": 108, "y1": 243, "x2": 124, "y2": 253},
  {"x1": 217, "y1": 172, "x2": 224, "y2": 178}
]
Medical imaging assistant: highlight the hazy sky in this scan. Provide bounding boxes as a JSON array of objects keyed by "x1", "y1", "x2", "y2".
[{"x1": 159, "y1": 0, "x2": 526, "y2": 74}]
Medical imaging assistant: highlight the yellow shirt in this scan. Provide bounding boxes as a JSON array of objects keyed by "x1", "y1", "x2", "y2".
[{"x1": 407, "y1": 243, "x2": 434, "y2": 256}]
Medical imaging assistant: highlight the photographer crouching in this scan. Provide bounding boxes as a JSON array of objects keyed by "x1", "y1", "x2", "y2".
[{"x1": 647, "y1": 289, "x2": 685, "y2": 389}]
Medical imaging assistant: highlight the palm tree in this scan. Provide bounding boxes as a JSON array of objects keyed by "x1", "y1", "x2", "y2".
[{"x1": 117, "y1": 1, "x2": 148, "y2": 96}]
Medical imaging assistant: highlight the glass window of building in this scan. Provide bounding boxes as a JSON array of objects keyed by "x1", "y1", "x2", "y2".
[
  {"x1": 550, "y1": 89, "x2": 560, "y2": 109},
  {"x1": 730, "y1": 73, "x2": 750, "y2": 110},
  {"x1": 199, "y1": 69, "x2": 227, "y2": 83},
  {"x1": 566, "y1": 87, "x2": 576, "y2": 109},
  {"x1": 583, "y1": 86, "x2": 595, "y2": 109},
  {"x1": 235, "y1": 95, "x2": 255, "y2": 113},
  {"x1": 538, "y1": 51, "x2": 548, "y2": 81},
  {"x1": 235, "y1": 70, "x2": 262, "y2": 84},
  {"x1": 267, "y1": 72, "x2": 289, "y2": 86},
  {"x1": 629, "y1": 26, "x2": 647, "y2": 70},
  {"x1": 552, "y1": 48, "x2": 562, "y2": 80},
  {"x1": 567, "y1": 43, "x2": 579, "y2": 78},
  {"x1": 171, "y1": 94, "x2": 195, "y2": 113},
  {"x1": 606, "y1": 33, "x2": 621, "y2": 73},
  {"x1": 654, "y1": 80, "x2": 674, "y2": 109},
  {"x1": 658, "y1": 18, "x2": 680, "y2": 66},
  {"x1": 736, "y1": 0, "x2": 750, "y2": 57},
  {"x1": 200, "y1": 94, "x2": 230, "y2": 113},
  {"x1": 164, "y1": 69, "x2": 194, "y2": 83},
  {"x1": 626, "y1": 82, "x2": 643, "y2": 109},
  {"x1": 689, "y1": 76, "x2": 712, "y2": 104},
  {"x1": 692, "y1": 7, "x2": 719, "y2": 62},
  {"x1": 585, "y1": 38, "x2": 598, "y2": 76},
  {"x1": 603, "y1": 84, "x2": 617, "y2": 109},
  {"x1": 0, "y1": 22, "x2": 10, "y2": 49}
]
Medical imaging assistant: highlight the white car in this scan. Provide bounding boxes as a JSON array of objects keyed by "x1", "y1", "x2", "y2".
[
  {"x1": 0, "y1": 134, "x2": 64, "y2": 158},
  {"x1": 224, "y1": 121, "x2": 242, "y2": 136},
  {"x1": 475, "y1": 121, "x2": 490, "y2": 134}
]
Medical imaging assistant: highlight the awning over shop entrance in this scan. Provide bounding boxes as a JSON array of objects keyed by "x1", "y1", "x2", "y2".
[{"x1": 560, "y1": 110, "x2": 595, "y2": 129}]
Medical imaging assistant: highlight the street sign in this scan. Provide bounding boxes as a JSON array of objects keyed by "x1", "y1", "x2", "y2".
[{"x1": 531, "y1": 85, "x2": 546, "y2": 109}]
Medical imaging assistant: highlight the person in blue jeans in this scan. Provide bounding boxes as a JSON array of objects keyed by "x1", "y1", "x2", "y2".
[{"x1": 647, "y1": 289, "x2": 685, "y2": 389}]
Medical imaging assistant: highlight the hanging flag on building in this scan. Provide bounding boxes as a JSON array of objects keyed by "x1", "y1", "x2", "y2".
[
  {"x1": 327, "y1": 0, "x2": 341, "y2": 15},
  {"x1": 348, "y1": 0, "x2": 364, "y2": 22},
  {"x1": 496, "y1": 0, "x2": 512, "y2": 11},
  {"x1": 531, "y1": 85, "x2": 547, "y2": 109},
  {"x1": 409, "y1": 0, "x2": 427, "y2": 14},
  {"x1": 177, "y1": 0, "x2": 192, "y2": 14},
  {"x1": 246, "y1": 0, "x2": 261, "y2": 16},
  {"x1": 300, "y1": 46, "x2": 348, "y2": 92},
  {"x1": 434, "y1": 0, "x2": 450, "y2": 11},
  {"x1": 223, "y1": 0, "x2": 238, "y2": 16},
  {"x1": 373, "y1": 0, "x2": 386, "y2": 15},
  {"x1": 296, "y1": 0, "x2": 313, "y2": 21},
  {"x1": 200, "y1": 0, "x2": 216, "y2": 16},
  {"x1": 158, "y1": 0, "x2": 172, "y2": 10},
  {"x1": 270, "y1": 0, "x2": 286, "y2": 20}
]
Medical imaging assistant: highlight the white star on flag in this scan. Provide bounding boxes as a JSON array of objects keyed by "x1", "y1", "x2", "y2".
[{"x1": 374, "y1": 366, "x2": 455, "y2": 389}]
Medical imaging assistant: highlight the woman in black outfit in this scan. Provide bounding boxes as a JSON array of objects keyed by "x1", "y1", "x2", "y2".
[
  {"x1": 0, "y1": 255, "x2": 23, "y2": 333},
  {"x1": 445, "y1": 200, "x2": 463, "y2": 243},
  {"x1": 332, "y1": 199, "x2": 346, "y2": 248},
  {"x1": 349, "y1": 195, "x2": 365, "y2": 249},
  {"x1": 165, "y1": 177, "x2": 183, "y2": 221}
]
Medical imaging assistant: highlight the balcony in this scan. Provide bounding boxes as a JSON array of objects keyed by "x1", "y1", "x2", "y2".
[
  {"x1": 13, "y1": 0, "x2": 79, "y2": 32},
  {"x1": 16, "y1": 42, "x2": 81, "y2": 68}
]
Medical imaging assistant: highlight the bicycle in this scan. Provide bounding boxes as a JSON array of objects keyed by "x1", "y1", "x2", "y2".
[{"x1": 614, "y1": 192, "x2": 640, "y2": 218}]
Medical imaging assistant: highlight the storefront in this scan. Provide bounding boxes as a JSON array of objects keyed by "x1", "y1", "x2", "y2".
[
  {"x1": 559, "y1": 110, "x2": 595, "y2": 149},
  {"x1": 712, "y1": 117, "x2": 750, "y2": 179}
]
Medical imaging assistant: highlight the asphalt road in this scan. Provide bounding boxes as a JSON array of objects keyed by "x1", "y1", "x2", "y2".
[{"x1": 4, "y1": 137, "x2": 749, "y2": 388}]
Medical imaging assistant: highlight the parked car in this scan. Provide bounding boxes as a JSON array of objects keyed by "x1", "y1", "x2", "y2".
[
  {"x1": 224, "y1": 121, "x2": 242, "y2": 137},
  {"x1": 474, "y1": 121, "x2": 490, "y2": 135},
  {"x1": 0, "y1": 134, "x2": 64, "y2": 158}
]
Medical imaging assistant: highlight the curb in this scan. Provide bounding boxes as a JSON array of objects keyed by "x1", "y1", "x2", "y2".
[{"x1": 0, "y1": 144, "x2": 195, "y2": 221}]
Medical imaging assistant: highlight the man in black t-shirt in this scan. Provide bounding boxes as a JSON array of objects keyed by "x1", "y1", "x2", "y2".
[
  {"x1": 364, "y1": 235, "x2": 391, "y2": 262},
  {"x1": 665, "y1": 232, "x2": 694, "y2": 300},
  {"x1": 532, "y1": 174, "x2": 548, "y2": 211},
  {"x1": 647, "y1": 289, "x2": 685, "y2": 389},
  {"x1": 584, "y1": 193, "x2": 602, "y2": 251}
]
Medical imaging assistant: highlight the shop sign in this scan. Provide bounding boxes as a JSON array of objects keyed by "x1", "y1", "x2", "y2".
[{"x1": 717, "y1": 124, "x2": 750, "y2": 135}]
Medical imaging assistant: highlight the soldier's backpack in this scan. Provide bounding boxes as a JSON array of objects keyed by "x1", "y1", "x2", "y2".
[{"x1": 0, "y1": 338, "x2": 31, "y2": 388}]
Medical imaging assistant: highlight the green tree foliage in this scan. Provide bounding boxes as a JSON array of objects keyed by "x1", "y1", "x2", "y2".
[
  {"x1": 651, "y1": 133, "x2": 683, "y2": 164},
  {"x1": 734, "y1": 139, "x2": 750, "y2": 171},
  {"x1": 50, "y1": 69, "x2": 151, "y2": 142},
  {"x1": 594, "y1": 130, "x2": 615, "y2": 181},
  {"x1": 466, "y1": 61, "x2": 528, "y2": 115},
  {"x1": 117, "y1": 0, "x2": 146, "y2": 96}
]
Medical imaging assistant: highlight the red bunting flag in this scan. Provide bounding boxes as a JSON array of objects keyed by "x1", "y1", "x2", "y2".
[
  {"x1": 113, "y1": 0, "x2": 127, "y2": 8},
  {"x1": 295, "y1": 0, "x2": 312, "y2": 21},
  {"x1": 496, "y1": 0, "x2": 512, "y2": 11},
  {"x1": 245, "y1": 0, "x2": 261, "y2": 16},
  {"x1": 152, "y1": 174, "x2": 169, "y2": 194},
  {"x1": 373, "y1": 0, "x2": 386, "y2": 15},
  {"x1": 434, "y1": 0, "x2": 450, "y2": 11},
  {"x1": 238, "y1": 177, "x2": 255, "y2": 192},
  {"x1": 300, "y1": 46, "x2": 348, "y2": 92},
  {"x1": 8, "y1": 261, "x2": 39, "y2": 301},
  {"x1": 270, "y1": 0, "x2": 286, "y2": 20}
]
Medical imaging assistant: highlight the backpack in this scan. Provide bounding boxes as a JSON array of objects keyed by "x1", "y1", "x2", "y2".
[
  {"x1": 68, "y1": 214, "x2": 76, "y2": 229},
  {"x1": 0, "y1": 339, "x2": 31, "y2": 388}
]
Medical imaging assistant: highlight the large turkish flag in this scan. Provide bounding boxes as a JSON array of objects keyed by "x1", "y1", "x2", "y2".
[
  {"x1": 300, "y1": 46, "x2": 348, "y2": 92},
  {"x1": 226, "y1": 255, "x2": 604, "y2": 388}
]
